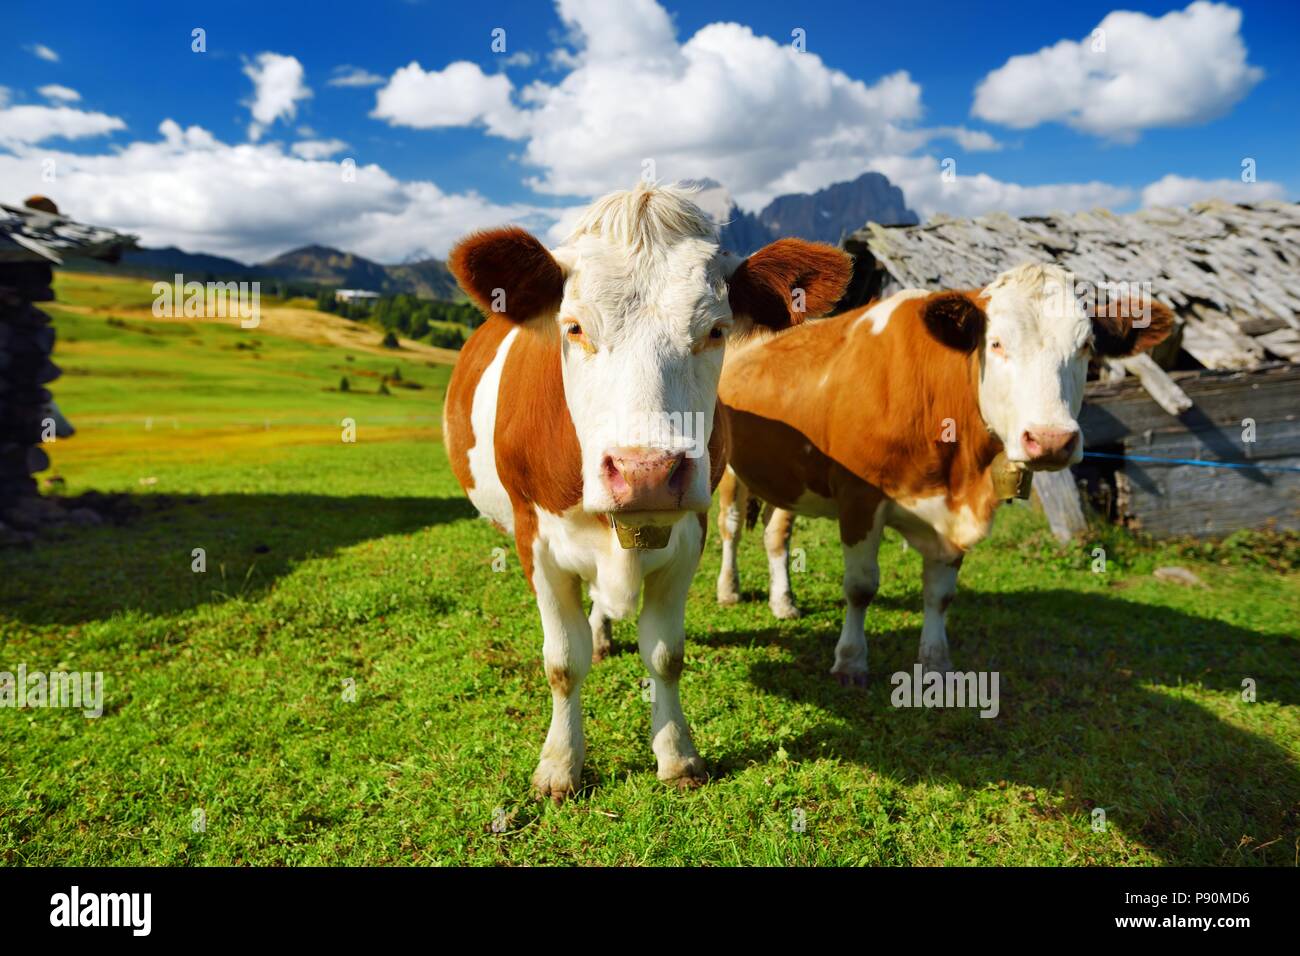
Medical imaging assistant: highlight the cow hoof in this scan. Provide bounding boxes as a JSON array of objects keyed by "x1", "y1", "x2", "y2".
[
  {"x1": 532, "y1": 760, "x2": 581, "y2": 804},
  {"x1": 658, "y1": 756, "x2": 708, "y2": 790},
  {"x1": 591, "y1": 641, "x2": 612, "y2": 664},
  {"x1": 833, "y1": 670, "x2": 868, "y2": 690},
  {"x1": 770, "y1": 599, "x2": 802, "y2": 620},
  {"x1": 717, "y1": 590, "x2": 740, "y2": 607}
]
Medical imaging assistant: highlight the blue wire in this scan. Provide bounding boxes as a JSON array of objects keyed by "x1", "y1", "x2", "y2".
[{"x1": 1082, "y1": 451, "x2": 1300, "y2": 474}]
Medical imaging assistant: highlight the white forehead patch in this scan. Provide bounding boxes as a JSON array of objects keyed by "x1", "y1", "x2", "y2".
[{"x1": 981, "y1": 262, "x2": 1090, "y2": 353}]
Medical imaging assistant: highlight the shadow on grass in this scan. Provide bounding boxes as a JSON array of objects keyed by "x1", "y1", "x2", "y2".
[
  {"x1": 698, "y1": 589, "x2": 1300, "y2": 865},
  {"x1": 0, "y1": 493, "x2": 477, "y2": 627}
]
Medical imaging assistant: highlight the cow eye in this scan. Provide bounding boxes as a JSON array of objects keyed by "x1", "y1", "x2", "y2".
[
  {"x1": 989, "y1": 339, "x2": 1006, "y2": 356},
  {"x1": 564, "y1": 321, "x2": 583, "y2": 338},
  {"x1": 709, "y1": 326, "x2": 724, "y2": 340}
]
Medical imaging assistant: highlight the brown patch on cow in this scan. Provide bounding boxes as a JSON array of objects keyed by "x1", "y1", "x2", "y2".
[
  {"x1": 707, "y1": 397, "x2": 729, "y2": 492},
  {"x1": 728, "y1": 239, "x2": 852, "y2": 331},
  {"x1": 545, "y1": 661, "x2": 574, "y2": 697},
  {"x1": 921, "y1": 292, "x2": 988, "y2": 353},
  {"x1": 846, "y1": 583, "x2": 877, "y2": 608},
  {"x1": 652, "y1": 643, "x2": 685, "y2": 682},
  {"x1": 448, "y1": 226, "x2": 564, "y2": 323},
  {"x1": 443, "y1": 317, "x2": 514, "y2": 494},
  {"x1": 496, "y1": 324, "x2": 584, "y2": 518},
  {"x1": 1092, "y1": 298, "x2": 1174, "y2": 358},
  {"x1": 720, "y1": 289, "x2": 1005, "y2": 554},
  {"x1": 513, "y1": 502, "x2": 539, "y2": 591}
]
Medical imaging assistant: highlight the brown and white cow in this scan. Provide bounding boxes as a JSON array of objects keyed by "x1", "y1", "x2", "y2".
[
  {"x1": 443, "y1": 183, "x2": 850, "y2": 799},
  {"x1": 716, "y1": 262, "x2": 1173, "y2": 685}
]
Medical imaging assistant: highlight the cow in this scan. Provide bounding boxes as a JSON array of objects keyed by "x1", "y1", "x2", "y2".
[
  {"x1": 715, "y1": 263, "x2": 1173, "y2": 685},
  {"x1": 442, "y1": 182, "x2": 851, "y2": 800}
]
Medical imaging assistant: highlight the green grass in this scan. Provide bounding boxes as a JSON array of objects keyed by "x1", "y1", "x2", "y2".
[{"x1": 1, "y1": 277, "x2": 1297, "y2": 866}]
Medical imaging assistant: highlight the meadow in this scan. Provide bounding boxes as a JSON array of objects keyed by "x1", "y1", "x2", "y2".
[{"x1": 1, "y1": 273, "x2": 1296, "y2": 865}]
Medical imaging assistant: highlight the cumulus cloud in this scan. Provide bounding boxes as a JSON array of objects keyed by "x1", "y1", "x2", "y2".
[
  {"x1": 243, "y1": 52, "x2": 312, "y2": 141},
  {"x1": 27, "y1": 43, "x2": 59, "y2": 62},
  {"x1": 972, "y1": 1, "x2": 1262, "y2": 141},
  {"x1": 364, "y1": 0, "x2": 1150, "y2": 223},
  {"x1": 327, "y1": 65, "x2": 385, "y2": 88},
  {"x1": 38, "y1": 84, "x2": 81, "y2": 102},
  {"x1": 371, "y1": 61, "x2": 524, "y2": 136},
  {"x1": 0, "y1": 103, "x2": 126, "y2": 146},
  {"x1": 1141, "y1": 173, "x2": 1287, "y2": 208},
  {"x1": 870, "y1": 155, "x2": 1135, "y2": 220},
  {"x1": 0, "y1": 120, "x2": 545, "y2": 262},
  {"x1": 518, "y1": 4, "x2": 931, "y2": 206},
  {"x1": 290, "y1": 138, "x2": 349, "y2": 160}
]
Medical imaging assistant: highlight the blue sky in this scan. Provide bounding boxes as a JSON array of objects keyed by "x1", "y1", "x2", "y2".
[{"x1": 2, "y1": 0, "x2": 1295, "y2": 262}]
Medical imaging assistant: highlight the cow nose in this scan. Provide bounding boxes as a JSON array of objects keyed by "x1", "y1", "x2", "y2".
[
  {"x1": 1021, "y1": 426, "x2": 1079, "y2": 467},
  {"x1": 602, "y1": 448, "x2": 691, "y2": 510}
]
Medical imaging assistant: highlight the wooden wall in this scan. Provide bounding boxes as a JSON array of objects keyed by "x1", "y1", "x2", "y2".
[{"x1": 1079, "y1": 364, "x2": 1300, "y2": 537}]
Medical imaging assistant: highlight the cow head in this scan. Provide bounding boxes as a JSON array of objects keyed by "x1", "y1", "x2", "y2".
[
  {"x1": 922, "y1": 263, "x2": 1173, "y2": 470},
  {"x1": 450, "y1": 183, "x2": 850, "y2": 530}
]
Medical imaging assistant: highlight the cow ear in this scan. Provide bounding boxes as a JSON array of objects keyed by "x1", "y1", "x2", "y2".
[
  {"x1": 921, "y1": 292, "x2": 986, "y2": 352},
  {"x1": 727, "y1": 238, "x2": 852, "y2": 331},
  {"x1": 1092, "y1": 297, "x2": 1174, "y2": 358},
  {"x1": 448, "y1": 226, "x2": 565, "y2": 322}
]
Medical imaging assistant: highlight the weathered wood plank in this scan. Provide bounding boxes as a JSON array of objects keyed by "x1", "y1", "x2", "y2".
[
  {"x1": 1032, "y1": 468, "x2": 1088, "y2": 543},
  {"x1": 1080, "y1": 365, "x2": 1300, "y2": 446}
]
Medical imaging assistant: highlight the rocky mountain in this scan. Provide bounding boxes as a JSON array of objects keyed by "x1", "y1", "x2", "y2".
[
  {"x1": 259, "y1": 245, "x2": 393, "y2": 290},
  {"x1": 683, "y1": 172, "x2": 919, "y2": 255},
  {"x1": 760, "y1": 172, "x2": 918, "y2": 245}
]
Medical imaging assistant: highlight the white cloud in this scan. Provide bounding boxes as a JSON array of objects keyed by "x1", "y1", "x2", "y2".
[
  {"x1": 0, "y1": 120, "x2": 546, "y2": 263},
  {"x1": 243, "y1": 52, "x2": 312, "y2": 141},
  {"x1": 501, "y1": 51, "x2": 536, "y2": 68},
  {"x1": 371, "y1": 61, "x2": 524, "y2": 136},
  {"x1": 38, "y1": 84, "x2": 81, "y2": 102},
  {"x1": 327, "y1": 65, "x2": 385, "y2": 88},
  {"x1": 1141, "y1": 173, "x2": 1287, "y2": 208},
  {"x1": 291, "y1": 138, "x2": 349, "y2": 160},
  {"x1": 0, "y1": 104, "x2": 125, "y2": 146},
  {"x1": 515, "y1": 4, "x2": 928, "y2": 206},
  {"x1": 930, "y1": 126, "x2": 1001, "y2": 153},
  {"x1": 972, "y1": 1, "x2": 1262, "y2": 141},
  {"x1": 27, "y1": 43, "x2": 59, "y2": 62},
  {"x1": 874, "y1": 155, "x2": 1134, "y2": 219}
]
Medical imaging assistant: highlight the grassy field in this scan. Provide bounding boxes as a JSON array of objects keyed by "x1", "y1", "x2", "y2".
[{"x1": 1, "y1": 273, "x2": 1297, "y2": 866}]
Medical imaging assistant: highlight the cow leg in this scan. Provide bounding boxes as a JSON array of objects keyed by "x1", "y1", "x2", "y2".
[
  {"x1": 640, "y1": 523, "x2": 707, "y2": 788},
  {"x1": 589, "y1": 605, "x2": 613, "y2": 664},
  {"x1": 919, "y1": 555, "x2": 960, "y2": 674},
  {"x1": 830, "y1": 522, "x2": 883, "y2": 688},
  {"x1": 716, "y1": 466, "x2": 747, "y2": 606},
  {"x1": 531, "y1": 557, "x2": 593, "y2": 803},
  {"x1": 764, "y1": 507, "x2": 801, "y2": 620}
]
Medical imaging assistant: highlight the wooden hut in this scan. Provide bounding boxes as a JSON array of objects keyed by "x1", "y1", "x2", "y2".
[
  {"x1": 840, "y1": 200, "x2": 1300, "y2": 539},
  {"x1": 0, "y1": 197, "x2": 135, "y2": 543}
]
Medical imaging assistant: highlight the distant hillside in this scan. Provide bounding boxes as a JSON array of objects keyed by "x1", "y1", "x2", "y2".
[
  {"x1": 64, "y1": 246, "x2": 255, "y2": 281},
  {"x1": 259, "y1": 244, "x2": 392, "y2": 290},
  {"x1": 66, "y1": 243, "x2": 463, "y2": 301},
  {"x1": 683, "y1": 173, "x2": 919, "y2": 255}
]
